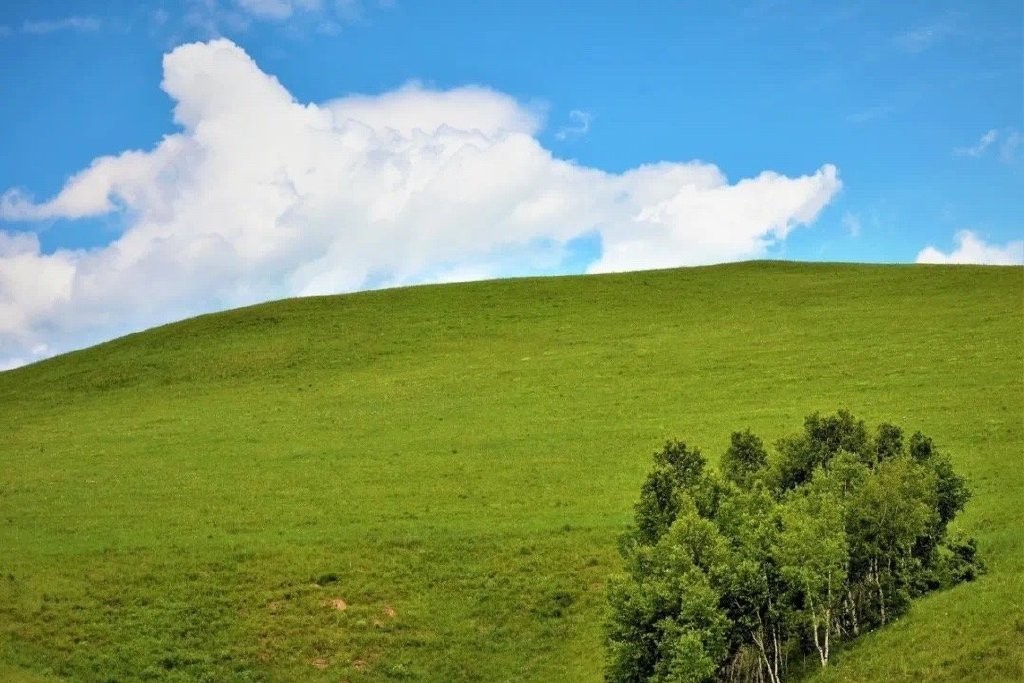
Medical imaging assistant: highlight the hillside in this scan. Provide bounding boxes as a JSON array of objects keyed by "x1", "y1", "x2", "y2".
[{"x1": 1, "y1": 261, "x2": 1021, "y2": 682}]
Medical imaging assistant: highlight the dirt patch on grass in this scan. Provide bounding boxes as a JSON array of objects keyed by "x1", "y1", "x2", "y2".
[
  {"x1": 326, "y1": 598, "x2": 348, "y2": 611},
  {"x1": 312, "y1": 657, "x2": 329, "y2": 670}
]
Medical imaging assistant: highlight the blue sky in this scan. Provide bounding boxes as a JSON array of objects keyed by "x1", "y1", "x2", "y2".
[{"x1": 0, "y1": 0, "x2": 1021, "y2": 368}]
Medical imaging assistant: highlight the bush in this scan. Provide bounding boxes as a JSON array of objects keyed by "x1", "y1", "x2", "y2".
[{"x1": 606, "y1": 411, "x2": 982, "y2": 683}]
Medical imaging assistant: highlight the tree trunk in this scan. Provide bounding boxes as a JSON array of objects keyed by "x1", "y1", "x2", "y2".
[
  {"x1": 847, "y1": 587, "x2": 859, "y2": 635},
  {"x1": 823, "y1": 606, "x2": 831, "y2": 666},
  {"x1": 823, "y1": 571, "x2": 832, "y2": 666},
  {"x1": 750, "y1": 623, "x2": 780, "y2": 683},
  {"x1": 806, "y1": 589, "x2": 828, "y2": 668},
  {"x1": 772, "y1": 625, "x2": 781, "y2": 683},
  {"x1": 873, "y1": 558, "x2": 887, "y2": 625}
]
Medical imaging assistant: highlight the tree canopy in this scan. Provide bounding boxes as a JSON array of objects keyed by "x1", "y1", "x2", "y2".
[{"x1": 606, "y1": 410, "x2": 982, "y2": 683}]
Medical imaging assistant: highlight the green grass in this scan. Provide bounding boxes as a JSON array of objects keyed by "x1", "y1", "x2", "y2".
[{"x1": 0, "y1": 261, "x2": 1021, "y2": 681}]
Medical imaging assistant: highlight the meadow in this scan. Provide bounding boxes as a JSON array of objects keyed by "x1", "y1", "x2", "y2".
[{"x1": 1, "y1": 261, "x2": 1021, "y2": 681}]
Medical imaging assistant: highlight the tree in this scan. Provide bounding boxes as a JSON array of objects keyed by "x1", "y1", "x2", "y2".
[
  {"x1": 771, "y1": 410, "x2": 872, "y2": 493},
  {"x1": 607, "y1": 505, "x2": 731, "y2": 683},
  {"x1": 721, "y1": 430, "x2": 768, "y2": 490},
  {"x1": 606, "y1": 411, "x2": 982, "y2": 682},
  {"x1": 776, "y1": 482, "x2": 847, "y2": 668},
  {"x1": 715, "y1": 485, "x2": 791, "y2": 683},
  {"x1": 622, "y1": 441, "x2": 723, "y2": 549}
]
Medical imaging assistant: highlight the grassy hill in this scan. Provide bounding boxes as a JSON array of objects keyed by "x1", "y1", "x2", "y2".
[{"x1": 1, "y1": 261, "x2": 1021, "y2": 682}]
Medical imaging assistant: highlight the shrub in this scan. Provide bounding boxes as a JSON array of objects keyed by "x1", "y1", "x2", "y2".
[{"x1": 606, "y1": 411, "x2": 982, "y2": 683}]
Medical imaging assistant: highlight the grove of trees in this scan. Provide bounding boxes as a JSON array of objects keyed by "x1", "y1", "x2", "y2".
[{"x1": 605, "y1": 410, "x2": 982, "y2": 683}]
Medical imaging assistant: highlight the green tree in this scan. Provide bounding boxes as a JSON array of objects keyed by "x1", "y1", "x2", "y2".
[
  {"x1": 607, "y1": 505, "x2": 731, "y2": 682},
  {"x1": 771, "y1": 410, "x2": 871, "y2": 493},
  {"x1": 776, "y1": 482, "x2": 847, "y2": 668},
  {"x1": 721, "y1": 430, "x2": 768, "y2": 490},
  {"x1": 874, "y1": 423, "x2": 903, "y2": 463},
  {"x1": 716, "y1": 485, "x2": 791, "y2": 683},
  {"x1": 623, "y1": 441, "x2": 722, "y2": 549},
  {"x1": 607, "y1": 411, "x2": 982, "y2": 682}
]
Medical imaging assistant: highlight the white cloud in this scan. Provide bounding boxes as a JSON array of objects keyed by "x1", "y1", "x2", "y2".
[
  {"x1": 0, "y1": 344, "x2": 52, "y2": 372},
  {"x1": 894, "y1": 14, "x2": 958, "y2": 54},
  {"x1": 555, "y1": 110, "x2": 593, "y2": 141},
  {"x1": 1000, "y1": 129, "x2": 1022, "y2": 162},
  {"x1": 916, "y1": 231, "x2": 1024, "y2": 266},
  {"x1": 326, "y1": 82, "x2": 543, "y2": 137},
  {"x1": 21, "y1": 16, "x2": 102, "y2": 34},
  {"x1": 955, "y1": 129, "x2": 999, "y2": 158},
  {"x1": 181, "y1": 0, "x2": 367, "y2": 37},
  {"x1": 846, "y1": 104, "x2": 896, "y2": 125},
  {"x1": 234, "y1": 0, "x2": 321, "y2": 20},
  {"x1": 842, "y1": 212, "x2": 861, "y2": 238},
  {"x1": 953, "y1": 127, "x2": 1022, "y2": 162},
  {"x1": 0, "y1": 38, "x2": 841, "y2": 367},
  {"x1": 0, "y1": 358, "x2": 28, "y2": 372}
]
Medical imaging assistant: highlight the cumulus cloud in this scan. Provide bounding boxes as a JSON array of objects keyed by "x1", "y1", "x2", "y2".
[
  {"x1": 916, "y1": 231, "x2": 1024, "y2": 265},
  {"x1": 0, "y1": 39, "x2": 841, "y2": 368}
]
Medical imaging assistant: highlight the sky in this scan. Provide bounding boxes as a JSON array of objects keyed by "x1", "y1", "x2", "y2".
[{"x1": 0, "y1": 0, "x2": 1021, "y2": 370}]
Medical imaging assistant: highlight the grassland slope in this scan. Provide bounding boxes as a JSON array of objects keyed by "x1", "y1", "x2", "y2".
[{"x1": 1, "y1": 261, "x2": 1021, "y2": 681}]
